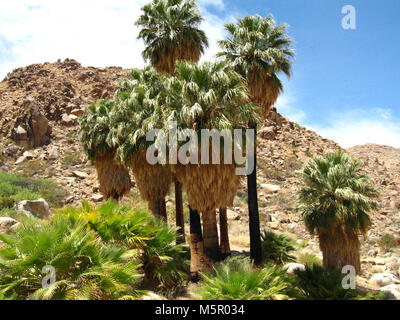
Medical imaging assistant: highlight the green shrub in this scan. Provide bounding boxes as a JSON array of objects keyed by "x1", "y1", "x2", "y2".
[
  {"x1": 0, "y1": 173, "x2": 68, "y2": 209},
  {"x1": 14, "y1": 159, "x2": 47, "y2": 177},
  {"x1": 261, "y1": 231, "x2": 296, "y2": 265},
  {"x1": 378, "y1": 233, "x2": 398, "y2": 251},
  {"x1": 58, "y1": 201, "x2": 189, "y2": 296},
  {"x1": 0, "y1": 215, "x2": 141, "y2": 300},
  {"x1": 297, "y1": 253, "x2": 322, "y2": 267},
  {"x1": 61, "y1": 152, "x2": 82, "y2": 166},
  {"x1": 196, "y1": 256, "x2": 292, "y2": 300},
  {"x1": 292, "y1": 264, "x2": 372, "y2": 300}
]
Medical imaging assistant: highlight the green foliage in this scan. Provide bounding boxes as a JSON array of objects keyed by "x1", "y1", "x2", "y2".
[
  {"x1": 135, "y1": 0, "x2": 208, "y2": 72},
  {"x1": 297, "y1": 151, "x2": 379, "y2": 235},
  {"x1": 292, "y1": 264, "x2": 370, "y2": 300},
  {"x1": 261, "y1": 231, "x2": 296, "y2": 265},
  {"x1": 378, "y1": 233, "x2": 398, "y2": 251},
  {"x1": 61, "y1": 152, "x2": 82, "y2": 166},
  {"x1": 196, "y1": 256, "x2": 291, "y2": 300},
  {"x1": 297, "y1": 253, "x2": 322, "y2": 267},
  {"x1": 0, "y1": 173, "x2": 68, "y2": 210},
  {"x1": 79, "y1": 99, "x2": 116, "y2": 160},
  {"x1": 0, "y1": 215, "x2": 141, "y2": 300},
  {"x1": 58, "y1": 201, "x2": 189, "y2": 295}
]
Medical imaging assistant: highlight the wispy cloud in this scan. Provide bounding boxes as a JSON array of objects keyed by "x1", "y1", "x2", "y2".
[
  {"x1": 306, "y1": 108, "x2": 400, "y2": 149},
  {"x1": 275, "y1": 93, "x2": 306, "y2": 123},
  {"x1": 0, "y1": 0, "x2": 233, "y2": 80}
]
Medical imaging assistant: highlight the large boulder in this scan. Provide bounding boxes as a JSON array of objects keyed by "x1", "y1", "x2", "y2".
[
  {"x1": 369, "y1": 273, "x2": 400, "y2": 288},
  {"x1": 11, "y1": 99, "x2": 51, "y2": 150},
  {"x1": 283, "y1": 263, "x2": 306, "y2": 274},
  {"x1": 380, "y1": 284, "x2": 400, "y2": 300},
  {"x1": 16, "y1": 198, "x2": 52, "y2": 219},
  {"x1": 0, "y1": 217, "x2": 21, "y2": 233}
]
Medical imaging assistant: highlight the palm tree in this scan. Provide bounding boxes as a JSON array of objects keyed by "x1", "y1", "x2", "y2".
[
  {"x1": 136, "y1": 0, "x2": 209, "y2": 238},
  {"x1": 136, "y1": 0, "x2": 208, "y2": 75},
  {"x1": 297, "y1": 151, "x2": 379, "y2": 273},
  {"x1": 79, "y1": 100, "x2": 131, "y2": 201},
  {"x1": 108, "y1": 68, "x2": 171, "y2": 220},
  {"x1": 164, "y1": 60, "x2": 258, "y2": 269},
  {"x1": 218, "y1": 15, "x2": 295, "y2": 264}
]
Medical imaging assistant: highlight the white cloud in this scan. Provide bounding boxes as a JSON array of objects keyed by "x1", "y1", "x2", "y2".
[
  {"x1": 0, "y1": 0, "x2": 232, "y2": 79},
  {"x1": 307, "y1": 108, "x2": 400, "y2": 149},
  {"x1": 275, "y1": 93, "x2": 306, "y2": 123}
]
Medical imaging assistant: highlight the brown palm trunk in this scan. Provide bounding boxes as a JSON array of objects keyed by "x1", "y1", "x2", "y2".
[
  {"x1": 202, "y1": 209, "x2": 221, "y2": 262},
  {"x1": 319, "y1": 227, "x2": 361, "y2": 274},
  {"x1": 148, "y1": 199, "x2": 167, "y2": 222},
  {"x1": 247, "y1": 121, "x2": 262, "y2": 265},
  {"x1": 189, "y1": 207, "x2": 206, "y2": 280},
  {"x1": 175, "y1": 180, "x2": 185, "y2": 244},
  {"x1": 219, "y1": 208, "x2": 231, "y2": 258}
]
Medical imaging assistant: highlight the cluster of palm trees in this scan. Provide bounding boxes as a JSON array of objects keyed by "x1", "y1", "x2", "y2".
[{"x1": 79, "y1": 0, "x2": 295, "y2": 276}]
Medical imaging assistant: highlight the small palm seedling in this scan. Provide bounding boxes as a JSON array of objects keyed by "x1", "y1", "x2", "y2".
[
  {"x1": 196, "y1": 256, "x2": 291, "y2": 300},
  {"x1": 261, "y1": 230, "x2": 296, "y2": 265}
]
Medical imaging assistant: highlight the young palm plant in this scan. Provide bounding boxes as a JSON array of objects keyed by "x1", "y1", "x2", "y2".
[
  {"x1": 297, "y1": 151, "x2": 379, "y2": 273},
  {"x1": 164, "y1": 60, "x2": 259, "y2": 270},
  {"x1": 0, "y1": 216, "x2": 141, "y2": 300},
  {"x1": 136, "y1": 0, "x2": 209, "y2": 240},
  {"x1": 218, "y1": 15, "x2": 295, "y2": 264},
  {"x1": 79, "y1": 99, "x2": 131, "y2": 201}
]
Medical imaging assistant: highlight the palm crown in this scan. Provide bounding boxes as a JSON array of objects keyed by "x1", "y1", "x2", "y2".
[
  {"x1": 165, "y1": 60, "x2": 259, "y2": 132},
  {"x1": 136, "y1": 0, "x2": 208, "y2": 74},
  {"x1": 218, "y1": 14, "x2": 295, "y2": 116},
  {"x1": 297, "y1": 151, "x2": 379, "y2": 235},
  {"x1": 79, "y1": 99, "x2": 115, "y2": 160}
]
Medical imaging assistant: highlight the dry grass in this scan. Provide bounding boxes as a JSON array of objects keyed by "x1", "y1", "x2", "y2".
[{"x1": 14, "y1": 159, "x2": 48, "y2": 177}]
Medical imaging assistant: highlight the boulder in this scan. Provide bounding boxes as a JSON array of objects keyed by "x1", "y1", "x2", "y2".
[
  {"x1": 283, "y1": 263, "x2": 306, "y2": 274},
  {"x1": 369, "y1": 273, "x2": 400, "y2": 287},
  {"x1": 260, "y1": 183, "x2": 281, "y2": 193},
  {"x1": 0, "y1": 217, "x2": 20, "y2": 233},
  {"x1": 61, "y1": 113, "x2": 78, "y2": 126},
  {"x1": 380, "y1": 284, "x2": 400, "y2": 300},
  {"x1": 258, "y1": 126, "x2": 276, "y2": 140},
  {"x1": 16, "y1": 198, "x2": 52, "y2": 219},
  {"x1": 12, "y1": 100, "x2": 51, "y2": 150}
]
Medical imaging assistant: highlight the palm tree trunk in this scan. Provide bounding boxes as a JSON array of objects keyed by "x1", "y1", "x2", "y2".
[
  {"x1": 159, "y1": 199, "x2": 167, "y2": 221},
  {"x1": 202, "y1": 209, "x2": 221, "y2": 262},
  {"x1": 219, "y1": 208, "x2": 231, "y2": 258},
  {"x1": 148, "y1": 200, "x2": 160, "y2": 217},
  {"x1": 247, "y1": 121, "x2": 262, "y2": 265},
  {"x1": 319, "y1": 227, "x2": 361, "y2": 274},
  {"x1": 175, "y1": 180, "x2": 185, "y2": 244},
  {"x1": 189, "y1": 207, "x2": 206, "y2": 280}
]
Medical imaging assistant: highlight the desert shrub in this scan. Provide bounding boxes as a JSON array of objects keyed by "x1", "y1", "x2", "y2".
[
  {"x1": 0, "y1": 173, "x2": 68, "y2": 209},
  {"x1": 297, "y1": 253, "x2": 322, "y2": 267},
  {"x1": 261, "y1": 231, "x2": 296, "y2": 265},
  {"x1": 61, "y1": 151, "x2": 82, "y2": 166},
  {"x1": 58, "y1": 201, "x2": 189, "y2": 296},
  {"x1": 292, "y1": 264, "x2": 373, "y2": 300},
  {"x1": 0, "y1": 215, "x2": 141, "y2": 300},
  {"x1": 378, "y1": 233, "x2": 398, "y2": 251},
  {"x1": 196, "y1": 257, "x2": 292, "y2": 300},
  {"x1": 14, "y1": 159, "x2": 47, "y2": 177}
]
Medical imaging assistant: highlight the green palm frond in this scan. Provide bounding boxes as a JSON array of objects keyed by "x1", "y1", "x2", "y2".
[{"x1": 297, "y1": 150, "x2": 379, "y2": 235}]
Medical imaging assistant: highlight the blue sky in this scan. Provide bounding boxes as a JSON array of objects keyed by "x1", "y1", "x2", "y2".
[{"x1": 1, "y1": 0, "x2": 399, "y2": 148}]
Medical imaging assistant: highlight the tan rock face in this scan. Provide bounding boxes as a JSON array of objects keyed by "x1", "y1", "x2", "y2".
[{"x1": 16, "y1": 199, "x2": 52, "y2": 219}]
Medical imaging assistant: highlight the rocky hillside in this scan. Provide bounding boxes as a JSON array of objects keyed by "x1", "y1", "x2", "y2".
[{"x1": 0, "y1": 59, "x2": 399, "y2": 283}]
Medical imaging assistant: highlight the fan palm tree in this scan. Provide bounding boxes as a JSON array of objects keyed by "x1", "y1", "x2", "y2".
[
  {"x1": 136, "y1": 0, "x2": 209, "y2": 239},
  {"x1": 164, "y1": 60, "x2": 259, "y2": 269},
  {"x1": 79, "y1": 100, "x2": 131, "y2": 201},
  {"x1": 107, "y1": 68, "x2": 171, "y2": 220},
  {"x1": 218, "y1": 14, "x2": 295, "y2": 264},
  {"x1": 297, "y1": 151, "x2": 379, "y2": 273}
]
